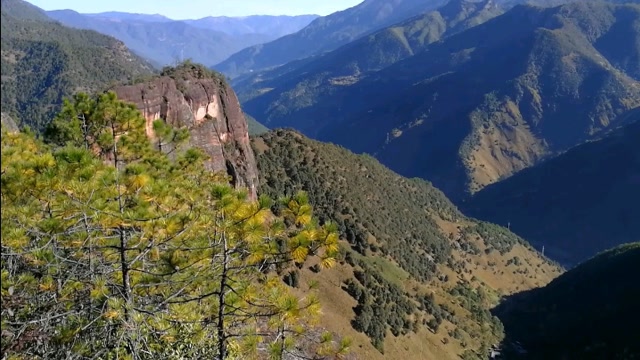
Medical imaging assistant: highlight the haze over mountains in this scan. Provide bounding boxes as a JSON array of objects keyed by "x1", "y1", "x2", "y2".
[
  {"x1": 2, "y1": 0, "x2": 640, "y2": 358},
  {"x1": 215, "y1": 0, "x2": 451, "y2": 77},
  {"x1": 46, "y1": 10, "x2": 318, "y2": 67},
  {"x1": 184, "y1": 15, "x2": 320, "y2": 38}
]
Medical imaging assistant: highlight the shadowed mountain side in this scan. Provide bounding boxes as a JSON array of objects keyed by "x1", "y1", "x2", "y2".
[
  {"x1": 493, "y1": 243, "x2": 640, "y2": 359},
  {"x1": 243, "y1": 2, "x2": 640, "y2": 201},
  {"x1": 234, "y1": 0, "x2": 504, "y2": 104},
  {"x1": 463, "y1": 117, "x2": 640, "y2": 267}
]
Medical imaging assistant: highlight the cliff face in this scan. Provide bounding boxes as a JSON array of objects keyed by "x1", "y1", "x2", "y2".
[{"x1": 113, "y1": 73, "x2": 258, "y2": 199}]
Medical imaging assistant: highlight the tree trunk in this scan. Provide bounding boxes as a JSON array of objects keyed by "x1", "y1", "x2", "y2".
[{"x1": 216, "y1": 231, "x2": 229, "y2": 360}]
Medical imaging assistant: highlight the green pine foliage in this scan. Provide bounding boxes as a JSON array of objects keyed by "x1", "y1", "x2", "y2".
[{"x1": 0, "y1": 93, "x2": 346, "y2": 359}]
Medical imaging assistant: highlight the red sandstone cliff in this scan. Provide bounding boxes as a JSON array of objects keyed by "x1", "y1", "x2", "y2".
[{"x1": 113, "y1": 65, "x2": 258, "y2": 199}]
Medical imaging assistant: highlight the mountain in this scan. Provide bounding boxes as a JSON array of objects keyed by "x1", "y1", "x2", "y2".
[
  {"x1": 214, "y1": 0, "x2": 450, "y2": 78},
  {"x1": 242, "y1": 1, "x2": 640, "y2": 201},
  {"x1": 84, "y1": 11, "x2": 173, "y2": 22},
  {"x1": 0, "y1": 0, "x2": 51, "y2": 21},
  {"x1": 253, "y1": 129, "x2": 562, "y2": 359},
  {"x1": 184, "y1": 15, "x2": 319, "y2": 37},
  {"x1": 110, "y1": 62, "x2": 260, "y2": 199},
  {"x1": 462, "y1": 115, "x2": 640, "y2": 267},
  {"x1": 493, "y1": 242, "x2": 640, "y2": 359},
  {"x1": 234, "y1": 0, "x2": 504, "y2": 105},
  {"x1": 0, "y1": 0, "x2": 154, "y2": 131},
  {"x1": 46, "y1": 10, "x2": 272, "y2": 68},
  {"x1": 245, "y1": 112, "x2": 269, "y2": 136}
]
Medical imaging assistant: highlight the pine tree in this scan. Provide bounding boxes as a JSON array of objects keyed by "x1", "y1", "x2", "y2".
[{"x1": 1, "y1": 92, "x2": 346, "y2": 359}]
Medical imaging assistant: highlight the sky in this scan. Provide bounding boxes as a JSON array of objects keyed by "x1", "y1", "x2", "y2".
[{"x1": 27, "y1": 0, "x2": 364, "y2": 19}]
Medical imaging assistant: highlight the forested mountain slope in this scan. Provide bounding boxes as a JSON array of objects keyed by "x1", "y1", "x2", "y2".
[
  {"x1": 234, "y1": 0, "x2": 504, "y2": 104},
  {"x1": 0, "y1": 0, "x2": 153, "y2": 131},
  {"x1": 253, "y1": 129, "x2": 562, "y2": 359},
  {"x1": 215, "y1": 0, "x2": 449, "y2": 77}
]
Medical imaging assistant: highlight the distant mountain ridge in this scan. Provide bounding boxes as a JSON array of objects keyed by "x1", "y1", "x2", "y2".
[
  {"x1": 214, "y1": 0, "x2": 450, "y2": 77},
  {"x1": 184, "y1": 15, "x2": 319, "y2": 37},
  {"x1": 81, "y1": 12, "x2": 320, "y2": 37},
  {"x1": 45, "y1": 10, "x2": 271, "y2": 67},
  {"x1": 241, "y1": 1, "x2": 640, "y2": 202},
  {"x1": 84, "y1": 11, "x2": 173, "y2": 22}
]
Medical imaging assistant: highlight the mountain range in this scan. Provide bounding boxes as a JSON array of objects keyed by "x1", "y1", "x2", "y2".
[
  {"x1": 214, "y1": 0, "x2": 452, "y2": 77},
  {"x1": 233, "y1": 0, "x2": 504, "y2": 103},
  {"x1": 241, "y1": 1, "x2": 640, "y2": 202},
  {"x1": 184, "y1": 15, "x2": 320, "y2": 37},
  {"x1": 1, "y1": 0, "x2": 639, "y2": 358},
  {"x1": 46, "y1": 10, "x2": 317, "y2": 68}
]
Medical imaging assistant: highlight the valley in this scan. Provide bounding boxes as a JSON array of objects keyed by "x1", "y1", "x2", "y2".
[{"x1": 1, "y1": 0, "x2": 639, "y2": 359}]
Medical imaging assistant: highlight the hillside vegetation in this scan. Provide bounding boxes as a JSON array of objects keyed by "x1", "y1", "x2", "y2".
[
  {"x1": 0, "y1": 0, "x2": 153, "y2": 131},
  {"x1": 243, "y1": 1, "x2": 640, "y2": 201},
  {"x1": 494, "y1": 242, "x2": 640, "y2": 359},
  {"x1": 253, "y1": 129, "x2": 562, "y2": 359},
  {"x1": 464, "y1": 117, "x2": 640, "y2": 266},
  {"x1": 245, "y1": 113, "x2": 270, "y2": 136}
]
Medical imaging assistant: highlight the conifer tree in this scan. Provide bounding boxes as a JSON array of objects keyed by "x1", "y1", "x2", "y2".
[{"x1": 1, "y1": 92, "x2": 347, "y2": 359}]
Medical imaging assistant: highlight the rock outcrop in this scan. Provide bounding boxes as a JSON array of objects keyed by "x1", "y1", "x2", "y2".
[
  {"x1": 113, "y1": 65, "x2": 259, "y2": 199},
  {"x1": 1, "y1": 113, "x2": 20, "y2": 132}
]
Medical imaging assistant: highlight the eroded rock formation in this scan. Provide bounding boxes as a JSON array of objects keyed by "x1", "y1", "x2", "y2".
[{"x1": 113, "y1": 67, "x2": 258, "y2": 199}]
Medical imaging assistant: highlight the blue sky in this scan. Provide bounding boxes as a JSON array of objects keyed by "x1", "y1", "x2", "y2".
[{"x1": 27, "y1": 0, "x2": 364, "y2": 18}]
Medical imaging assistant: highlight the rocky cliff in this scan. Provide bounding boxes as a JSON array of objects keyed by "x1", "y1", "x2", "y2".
[{"x1": 113, "y1": 64, "x2": 259, "y2": 199}]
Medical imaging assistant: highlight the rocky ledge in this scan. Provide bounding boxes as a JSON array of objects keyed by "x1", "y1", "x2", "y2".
[{"x1": 113, "y1": 63, "x2": 259, "y2": 199}]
